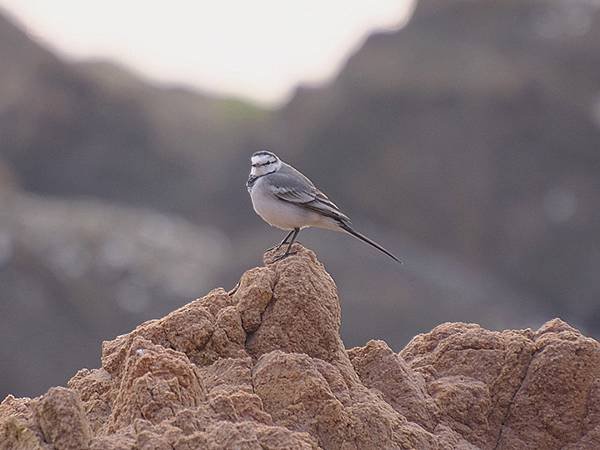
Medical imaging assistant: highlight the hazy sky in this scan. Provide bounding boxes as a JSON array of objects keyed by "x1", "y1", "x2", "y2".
[{"x1": 1, "y1": 1, "x2": 414, "y2": 105}]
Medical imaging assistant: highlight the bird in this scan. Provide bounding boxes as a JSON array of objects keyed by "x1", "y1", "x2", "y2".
[{"x1": 246, "y1": 150, "x2": 401, "y2": 263}]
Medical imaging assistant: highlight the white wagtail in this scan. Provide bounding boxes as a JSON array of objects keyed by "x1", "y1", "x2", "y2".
[{"x1": 246, "y1": 150, "x2": 401, "y2": 263}]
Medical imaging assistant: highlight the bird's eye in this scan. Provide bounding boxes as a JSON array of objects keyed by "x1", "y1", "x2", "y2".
[{"x1": 252, "y1": 159, "x2": 274, "y2": 168}]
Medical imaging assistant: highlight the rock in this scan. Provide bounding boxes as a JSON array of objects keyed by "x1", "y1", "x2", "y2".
[
  {"x1": 31, "y1": 387, "x2": 92, "y2": 450},
  {"x1": 1, "y1": 245, "x2": 600, "y2": 449},
  {"x1": 496, "y1": 319, "x2": 600, "y2": 449},
  {"x1": 348, "y1": 339, "x2": 438, "y2": 430},
  {"x1": 107, "y1": 337, "x2": 207, "y2": 432},
  {"x1": 0, "y1": 395, "x2": 48, "y2": 450},
  {"x1": 401, "y1": 319, "x2": 600, "y2": 449}
]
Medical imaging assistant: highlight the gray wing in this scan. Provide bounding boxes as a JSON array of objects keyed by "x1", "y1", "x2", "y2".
[{"x1": 265, "y1": 163, "x2": 350, "y2": 222}]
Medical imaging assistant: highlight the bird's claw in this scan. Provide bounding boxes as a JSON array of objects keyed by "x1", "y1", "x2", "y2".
[
  {"x1": 270, "y1": 250, "x2": 297, "y2": 262},
  {"x1": 266, "y1": 244, "x2": 285, "y2": 253}
]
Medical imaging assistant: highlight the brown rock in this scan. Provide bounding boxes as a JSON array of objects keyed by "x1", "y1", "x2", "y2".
[
  {"x1": 253, "y1": 350, "x2": 351, "y2": 448},
  {"x1": 0, "y1": 417, "x2": 48, "y2": 450},
  {"x1": 197, "y1": 357, "x2": 254, "y2": 396},
  {"x1": 401, "y1": 318, "x2": 600, "y2": 449},
  {"x1": 1, "y1": 245, "x2": 600, "y2": 449},
  {"x1": 248, "y1": 248, "x2": 345, "y2": 366},
  {"x1": 32, "y1": 387, "x2": 92, "y2": 450},
  {"x1": 67, "y1": 368, "x2": 113, "y2": 432},
  {"x1": 100, "y1": 290, "x2": 228, "y2": 376},
  {"x1": 0, "y1": 395, "x2": 48, "y2": 450},
  {"x1": 233, "y1": 266, "x2": 276, "y2": 333},
  {"x1": 108, "y1": 337, "x2": 206, "y2": 431},
  {"x1": 348, "y1": 339, "x2": 438, "y2": 430},
  {"x1": 496, "y1": 319, "x2": 600, "y2": 449},
  {"x1": 401, "y1": 321, "x2": 537, "y2": 446},
  {"x1": 0, "y1": 395, "x2": 35, "y2": 427},
  {"x1": 0, "y1": 395, "x2": 49, "y2": 450},
  {"x1": 429, "y1": 375, "x2": 490, "y2": 447}
]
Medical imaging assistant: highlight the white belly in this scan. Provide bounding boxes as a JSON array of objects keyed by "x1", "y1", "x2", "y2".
[{"x1": 250, "y1": 179, "x2": 336, "y2": 231}]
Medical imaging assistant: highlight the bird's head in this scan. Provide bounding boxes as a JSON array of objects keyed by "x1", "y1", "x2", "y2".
[{"x1": 250, "y1": 150, "x2": 281, "y2": 176}]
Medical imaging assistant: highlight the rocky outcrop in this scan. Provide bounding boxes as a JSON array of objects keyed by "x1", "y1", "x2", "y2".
[{"x1": 1, "y1": 245, "x2": 600, "y2": 449}]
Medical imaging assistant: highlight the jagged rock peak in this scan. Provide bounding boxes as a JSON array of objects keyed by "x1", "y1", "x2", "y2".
[{"x1": 2, "y1": 244, "x2": 600, "y2": 449}]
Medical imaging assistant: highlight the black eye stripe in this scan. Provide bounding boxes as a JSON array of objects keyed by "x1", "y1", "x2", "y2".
[{"x1": 252, "y1": 160, "x2": 275, "y2": 167}]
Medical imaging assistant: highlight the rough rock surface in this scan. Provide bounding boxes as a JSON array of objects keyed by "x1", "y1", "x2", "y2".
[{"x1": 2, "y1": 245, "x2": 600, "y2": 449}]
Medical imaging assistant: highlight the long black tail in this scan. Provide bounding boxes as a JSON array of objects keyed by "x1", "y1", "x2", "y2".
[{"x1": 338, "y1": 221, "x2": 402, "y2": 263}]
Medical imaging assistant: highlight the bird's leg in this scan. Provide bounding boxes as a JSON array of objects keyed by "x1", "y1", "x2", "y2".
[
  {"x1": 267, "y1": 229, "x2": 295, "y2": 252},
  {"x1": 272, "y1": 228, "x2": 300, "y2": 262}
]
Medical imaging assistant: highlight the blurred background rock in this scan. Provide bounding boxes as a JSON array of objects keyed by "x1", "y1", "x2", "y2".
[{"x1": 1, "y1": 0, "x2": 599, "y2": 398}]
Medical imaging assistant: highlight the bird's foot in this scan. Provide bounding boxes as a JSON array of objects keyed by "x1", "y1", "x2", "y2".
[
  {"x1": 266, "y1": 242, "x2": 287, "y2": 252},
  {"x1": 266, "y1": 238, "x2": 301, "y2": 253},
  {"x1": 270, "y1": 250, "x2": 297, "y2": 262}
]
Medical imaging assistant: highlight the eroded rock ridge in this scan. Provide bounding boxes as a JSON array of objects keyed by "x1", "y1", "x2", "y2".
[{"x1": 2, "y1": 245, "x2": 599, "y2": 449}]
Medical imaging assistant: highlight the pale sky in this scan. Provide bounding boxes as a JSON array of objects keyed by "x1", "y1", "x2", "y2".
[{"x1": 1, "y1": 1, "x2": 415, "y2": 105}]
